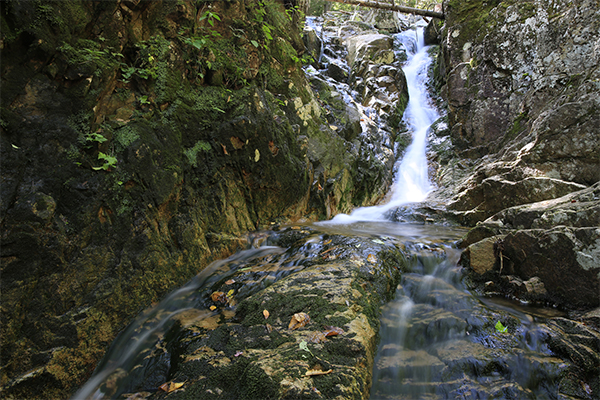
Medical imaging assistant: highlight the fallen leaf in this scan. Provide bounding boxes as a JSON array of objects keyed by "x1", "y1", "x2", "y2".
[
  {"x1": 323, "y1": 326, "x2": 344, "y2": 337},
  {"x1": 227, "y1": 289, "x2": 235, "y2": 298},
  {"x1": 211, "y1": 291, "x2": 227, "y2": 304},
  {"x1": 158, "y1": 381, "x2": 185, "y2": 393},
  {"x1": 209, "y1": 305, "x2": 217, "y2": 311},
  {"x1": 323, "y1": 239, "x2": 332, "y2": 245},
  {"x1": 265, "y1": 323, "x2": 273, "y2": 333},
  {"x1": 305, "y1": 369, "x2": 333, "y2": 376},
  {"x1": 230, "y1": 136, "x2": 244, "y2": 150},
  {"x1": 263, "y1": 309, "x2": 270, "y2": 319},
  {"x1": 225, "y1": 279, "x2": 235, "y2": 285},
  {"x1": 234, "y1": 351, "x2": 243, "y2": 357},
  {"x1": 289, "y1": 312, "x2": 310, "y2": 330},
  {"x1": 367, "y1": 254, "x2": 377, "y2": 263},
  {"x1": 221, "y1": 143, "x2": 228, "y2": 155}
]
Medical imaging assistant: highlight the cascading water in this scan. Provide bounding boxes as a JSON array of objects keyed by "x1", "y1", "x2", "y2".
[
  {"x1": 71, "y1": 19, "x2": 590, "y2": 400},
  {"x1": 325, "y1": 28, "x2": 438, "y2": 224}
]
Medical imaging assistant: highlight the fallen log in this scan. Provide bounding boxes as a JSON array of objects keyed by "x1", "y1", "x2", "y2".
[{"x1": 325, "y1": 0, "x2": 444, "y2": 19}]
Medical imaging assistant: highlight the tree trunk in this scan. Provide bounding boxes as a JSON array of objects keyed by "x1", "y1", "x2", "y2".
[{"x1": 325, "y1": 0, "x2": 444, "y2": 19}]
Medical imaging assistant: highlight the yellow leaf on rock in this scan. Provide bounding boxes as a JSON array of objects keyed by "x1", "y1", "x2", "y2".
[
  {"x1": 225, "y1": 279, "x2": 235, "y2": 285},
  {"x1": 263, "y1": 309, "x2": 270, "y2": 319},
  {"x1": 288, "y1": 312, "x2": 310, "y2": 330},
  {"x1": 158, "y1": 381, "x2": 185, "y2": 393}
]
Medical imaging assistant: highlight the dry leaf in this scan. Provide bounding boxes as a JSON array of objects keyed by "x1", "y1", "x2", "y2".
[
  {"x1": 265, "y1": 323, "x2": 273, "y2": 333},
  {"x1": 323, "y1": 326, "x2": 344, "y2": 337},
  {"x1": 225, "y1": 279, "x2": 235, "y2": 285},
  {"x1": 288, "y1": 312, "x2": 310, "y2": 330},
  {"x1": 305, "y1": 369, "x2": 332, "y2": 376},
  {"x1": 367, "y1": 254, "x2": 377, "y2": 263},
  {"x1": 230, "y1": 136, "x2": 244, "y2": 150},
  {"x1": 211, "y1": 291, "x2": 227, "y2": 304},
  {"x1": 209, "y1": 305, "x2": 217, "y2": 311},
  {"x1": 158, "y1": 381, "x2": 184, "y2": 393},
  {"x1": 263, "y1": 309, "x2": 270, "y2": 319}
]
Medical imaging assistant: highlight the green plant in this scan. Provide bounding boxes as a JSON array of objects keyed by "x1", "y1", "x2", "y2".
[
  {"x1": 85, "y1": 131, "x2": 108, "y2": 145},
  {"x1": 93, "y1": 152, "x2": 117, "y2": 171},
  {"x1": 199, "y1": 10, "x2": 221, "y2": 27},
  {"x1": 495, "y1": 320, "x2": 508, "y2": 333}
]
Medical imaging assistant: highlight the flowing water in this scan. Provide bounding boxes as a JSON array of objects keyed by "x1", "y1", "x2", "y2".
[
  {"x1": 325, "y1": 28, "x2": 436, "y2": 224},
  {"x1": 74, "y1": 25, "x2": 588, "y2": 400}
]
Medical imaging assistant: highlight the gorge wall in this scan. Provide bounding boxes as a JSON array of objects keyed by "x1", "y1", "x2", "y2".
[
  {"x1": 0, "y1": 1, "x2": 395, "y2": 398},
  {"x1": 430, "y1": 0, "x2": 600, "y2": 309}
]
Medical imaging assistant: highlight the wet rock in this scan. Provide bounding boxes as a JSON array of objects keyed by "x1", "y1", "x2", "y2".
[
  {"x1": 460, "y1": 183, "x2": 600, "y2": 309},
  {"x1": 303, "y1": 24, "x2": 322, "y2": 65},
  {"x1": 503, "y1": 227, "x2": 600, "y2": 308},
  {"x1": 326, "y1": 60, "x2": 349, "y2": 82},
  {"x1": 111, "y1": 229, "x2": 406, "y2": 399}
]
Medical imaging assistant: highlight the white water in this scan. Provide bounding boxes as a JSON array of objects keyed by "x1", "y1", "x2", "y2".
[{"x1": 323, "y1": 29, "x2": 439, "y2": 224}]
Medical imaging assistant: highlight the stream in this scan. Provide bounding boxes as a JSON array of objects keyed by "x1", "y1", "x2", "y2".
[{"x1": 73, "y1": 24, "x2": 594, "y2": 400}]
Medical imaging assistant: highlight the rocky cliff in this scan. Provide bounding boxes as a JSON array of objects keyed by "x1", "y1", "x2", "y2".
[
  {"x1": 0, "y1": 1, "x2": 396, "y2": 398},
  {"x1": 429, "y1": 0, "x2": 600, "y2": 309}
]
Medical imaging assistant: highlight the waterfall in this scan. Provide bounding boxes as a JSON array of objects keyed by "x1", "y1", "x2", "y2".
[{"x1": 323, "y1": 28, "x2": 438, "y2": 224}]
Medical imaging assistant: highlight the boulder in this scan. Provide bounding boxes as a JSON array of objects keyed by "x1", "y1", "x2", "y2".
[
  {"x1": 460, "y1": 184, "x2": 600, "y2": 309},
  {"x1": 346, "y1": 34, "x2": 394, "y2": 68}
]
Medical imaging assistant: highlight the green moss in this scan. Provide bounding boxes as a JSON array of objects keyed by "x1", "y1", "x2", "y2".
[
  {"x1": 238, "y1": 288, "x2": 350, "y2": 328},
  {"x1": 184, "y1": 140, "x2": 212, "y2": 167},
  {"x1": 504, "y1": 111, "x2": 529, "y2": 142}
]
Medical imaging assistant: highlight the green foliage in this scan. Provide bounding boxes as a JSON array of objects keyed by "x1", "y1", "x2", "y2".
[
  {"x1": 59, "y1": 39, "x2": 123, "y2": 78},
  {"x1": 120, "y1": 36, "x2": 170, "y2": 82},
  {"x1": 85, "y1": 131, "x2": 108, "y2": 145},
  {"x1": 495, "y1": 320, "x2": 508, "y2": 333},
  {"x1": 198, "y1": 10, "x2": 221, "y2": 27},
  {"x1": 93, "y1": 152, "x2": 117, "y2": 171},
  {"x1": 184, "y1": 140, "x2": 211, "y2": 167}
]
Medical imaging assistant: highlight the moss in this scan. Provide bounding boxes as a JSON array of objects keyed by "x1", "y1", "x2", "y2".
[
  {"x1": 504, "y1": 111, "x2": 529, "y2": 143},
  {"x1": 238, "y1": 289, "x2": 350, "y2": 328}
]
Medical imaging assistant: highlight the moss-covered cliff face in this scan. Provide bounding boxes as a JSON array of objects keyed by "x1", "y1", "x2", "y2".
[{"x1": 0, "y1": 1, "x2": 392, "y2": 398}]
